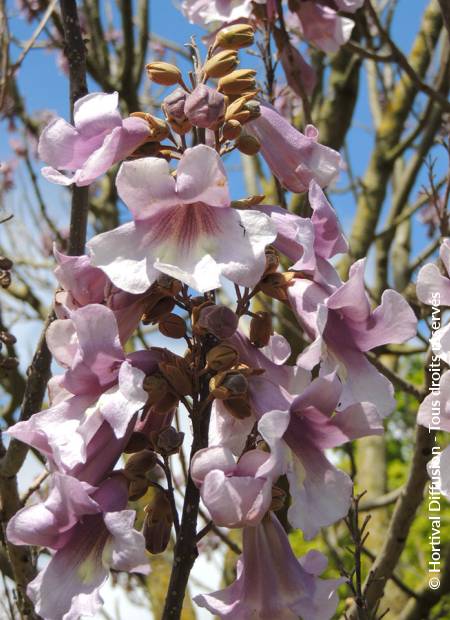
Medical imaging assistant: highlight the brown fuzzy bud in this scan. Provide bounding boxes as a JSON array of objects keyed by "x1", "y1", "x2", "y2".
[
  {"x1": 158, "y1": 313, "x2": 186, "y2": 339},
  {"x1": 225, "y1": 95, "x2": 260, "y2": 123},
  {"x1": 157, "y1": 273, "x2": 183, "y2": 296},
  {"x1": 169, "y1": 117, "x2": 192, "y2": 135},
  {"x1": 142, "y1": 296, "x2": 176, "y2": 324},
  {"x1": 204, "y1": 50, "x2": 239, "y2": 78},
  {"x1": 210, "y1": 370, "x2": 248, "y2": 399},
  {"x1": 159, "y1": 361, "x2": 193, "y2": 396},
  {"x1": 230, "y1": 194, "x2": 265, "y2": 209},
  {"x1": 0, "y1": 256, "x2": 13, "y2": 270},
  {"x1": 146, "y1": 61, "x2": 183, "y2": 86},
  {"x1": 128, "y1": 477, "x2": 150, "y2": 501},
  {"x1": 123, "y1": 431, "x2": 151, "y2": 454},
  {"x1": 250, "y1": 311, "x2": 273, "y2": 348},
  {"x1": 0, "y1": 270, "x2": 11, "y2": 288},
  {"x1": 222, "y1": 119, "x2": 242, "y2": 141},
  {"x1": 197, "y1": 304, "x2": 238, "y2": 339},
  {"x1": 218, "y1": 69, "x2": 256, "y2": 95},
  {"x1": 270, "y1": 485, "x2": 287, "y2": 512},
  {"x1": 143, "y1": 374, "x2": 179, "y2": 413},
  {"x1": 1, "y1": 356, "x2": 19, "y2": 370},
  {"x1": 259, "y1": 272, "x2": 296, "y2": 302},
  {"x1": 214, "y1": 24, "x2": 255, "y2": 51},
  {"x1": 124, "y1": 449, "x2": 158, "y2": 482},
  {"x1": 235, "y1": 134, "x2": 260, "y2": 155},
  {"x1": 153, "y1": 426, "x2": 184, "y2": 456},
  {"x1": 206, "y1": 344, "x2": 239, "y2": 372},
  {"x1": 264, "y1": 246, "x2": 280, "y2": 275},
  {"x1": 223, "y1": 396, "x2": 253, "y2": 419},
  {"x1": 143, "y1": 489, "x2": 173, "y2": 554},
  {"x1": 0, "y1": 331, "x2": 16, "y2": 346}
]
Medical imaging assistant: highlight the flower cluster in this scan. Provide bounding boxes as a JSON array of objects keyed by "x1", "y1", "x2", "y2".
[{"x1": 7, "y1": 25, "x2": 417, "y2": 620}]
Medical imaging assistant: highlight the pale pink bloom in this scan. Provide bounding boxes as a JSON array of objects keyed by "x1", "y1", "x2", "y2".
[
  {"x1": 53, "y1": 249, "x2": 147, "y2": 344},
  {"x1": 293, "y1": 2, "x2": 354, "y2": 53},
  {"x1": 418, "y1": 371, "x2": 450, "y2": 498},
  {"x1": 195, "y1": 512, "x2": 343, "y2": 619},
  {"x1": 38, "y1": 92, "x2": 150, "y2": 186},
  {"x1": 289, "y1": 259, "x2": 417, "y2": 417},
  {"x1": 181, "y1": 0, "x2": 257, "y2": 26},
  {"x1": 88, "y1": 145, "x2": 276, "y2": 293},
  {"x1": 8, "y1": 305, "x2": 151, "y2": 474},
  {"x1": 283, "y1": 372, "x2": 382, "y2": 538},
  {"x1": 247, "y1": 104, "x2": 341, "y2": 193},
  {"x1": 416, "y1": 238, "x2": 450, "y2": 306},
  {"x1": 22, "y1": 476, "x2": 148, "y2": 620},
  {"x1": 192, "y1": 409, "x2": 289, "y2": 528},
  {"x1": 278, "y1": 43, "x2": 317, "y2": 97}
]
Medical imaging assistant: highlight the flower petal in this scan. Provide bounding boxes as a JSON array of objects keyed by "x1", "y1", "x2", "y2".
[{"x1": 176, "y1": 145, "x2": 229, "y2": 207}]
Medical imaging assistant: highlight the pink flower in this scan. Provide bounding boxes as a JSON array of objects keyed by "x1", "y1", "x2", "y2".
[
  {"x1": 88, "y1": 145, "x2": 276, "y2": 293},
  {"x1": 53, "y1": 249, "x2": 147, "y2": 344},
  {"x1": 283, "y1": 372, "x2": 382, "y2": 538},
  {"x1": 278, "y1": 43, "x2": 317, "y2": 97},
  {"x1": 247, "y1": 104, "x2": 342, "y2": 193},
  {"x1": 195, "y1": 512, "x2": 343, "y2": 619},
  {"x1": 288, "y1": 259, "x2": 417, "y2": 416},
  {"x1": 184, "y1": 84, "x2": 226, "y2": 129},
  {"x1": 12, "y1": 475, "x2": 149, "y2": 620},
  {"x1": 416, "y1": 238, "x2": 450, "y2": 306},
  {"x1": 38, "y1": 92, "x2": 151, "y2": 186},
  {"x1": 293, "y1": 2, "x2": 354, "y2": 53},
  {"x1": 181, "y1": 0, "x2": 255, "y2": 26},
  {"x1": 191, "y1": 410, "x2": 290, "y2": 528},
  {"x1": 7, "y1": 305, "x2": 151, "y2": 473}
]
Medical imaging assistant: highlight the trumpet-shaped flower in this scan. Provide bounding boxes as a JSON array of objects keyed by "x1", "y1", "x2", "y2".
[
  {"x1": 247, "y1": 104, "x2": 341, "y2": 193},
  {"x1": 7, "y1": 305, "x2": 152, "y2": 474},
  {"x1": 39, "y1": 92, "x2": 151, "y2": 186},
  {"x1": 16, "y1": 475, "x2": 149, "y2": 620},
  {"x1": 88, "y1": 145, "x2": 276, "y2": 293},
  {"x1": 195, "y1": 512, "x2": 343, "y2": 619},
  {"x1": 192, "y1": 409, "x2": 290, "y2": 528}
]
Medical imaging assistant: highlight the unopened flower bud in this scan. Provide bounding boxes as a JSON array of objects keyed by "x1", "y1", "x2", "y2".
[
  {"x1": 222, "y1": 119, "x2": 242, "y2": 141},
  {"x1": 204, "y1": 50, "x2": 239, "y2": 78},
  {"x1": 210, "y1": 370, "x2": 248, "y2": 399},
  {"x1": 153, "y1": 426, "x2": 184, "y2": 456},
  {"x1": 197, "y1": 304, "x2": 239, "y2": 339},
  {"x1": 124, "y1": 431, "x2": 151, "y2": 454},
  {"x1": 259, "y1": 272, "x2": 296, "y2": 302},
  {"x1": 264, "y1": 246, "x2": 280, "y2": 275},
  {"x1": 214, "y1": 24, "x2": 255, "y2": 51},
  {"x1": 157, "y1": 273, "x2": 183, "y2": 296},
  {"x1": 129, "y1": 477, "x2": 150, "y2": 501},
  {"x1": 270, "y1": 485, "x2": 287, "y2": 512},
  {"x1": 218, "y1": 69, "x2": 257, "y2": 95},
  {"x1": 162, "y1": 87, "x2": 188, "y2": 122},
  {"x1": 206, "y1": 343, "x2": 239, "y2": 372},
  {"x1": 235, "y1": 133, "x2": 260, "y2": 155},
  {"x1": 124, "y1": 449, "x2": 158, "y2": 482},
  {"x1": 143, "y1": 489, "x2": 173, "y2": 554},
  {"x1": 143, "y1": 373, "x2": 179, "y2": 413},
  {"x1": 159, "y1": 361, "x2": 193, "y2": 396},
  {"x1": 225, "y1": 95, "x2": 260, "y2": 123},
  {"x1": 158, "y1": 313, "x2": 186, "y2": 339},
  {"x1": 223, "y1": 396, "x2": 252, "y2": 419},
  {"x1": 0, "y1": 270, "x2": 11, "y2": 288},
  {"x1": 0, "y1": 331, "x2": 16, "y2": 346},
  {"x1": 169, "y1": 117, "x2": 192, "y2": 135},
  {"x1": 185, "y1": 84, "x2": 225, "y2": 129},
  {"x1": 142, "y1": 296, "x2": 175, "y2": 324},
  {"x1": 250, "y1": 311, "x2": 273, "y2": 348},
  {"x1": 0, "y1": 256, "x2": 13, "y2": 270},
  {"x1": 146, "y1": 61, "x2": 183, "y2": 86}
]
